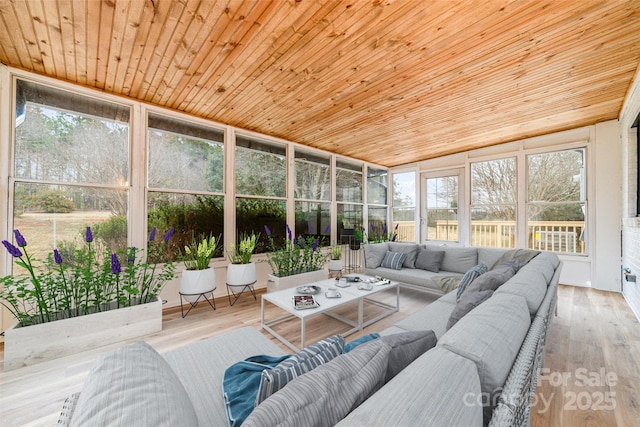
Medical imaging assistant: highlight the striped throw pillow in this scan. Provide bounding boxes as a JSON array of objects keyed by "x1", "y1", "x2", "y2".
[
  {"x1": 380, "y1": 251, "x2": 407, "y2": 270},
  {"x1": 255, "y1": 334, "x2": 345, "y2": 405},
  {"x1": 455, "y1": 263, "x2": 488, "y2": 301}
]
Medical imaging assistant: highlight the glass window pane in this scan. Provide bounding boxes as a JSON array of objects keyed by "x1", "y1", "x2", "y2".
[
  {"x1": 15, "y1": 79, "x2": 129, "y2": 185},
  {"x1": 336, "y1": 160, "x2": 362, "y2": 203},
  {"x1": 13, "y1": 182, "x2": 128, "y2": 258},
  {"x1": 337, "y1": 203, "x2": 363, "y2": 233},
  {"x1": 528, "y1": 149, "x2": 585, "y2": 202},
  {"x1": 295, "y1": 201, "x2": 330, "y2": 246},
  {"x1": 527, "y1": 148, "x2": 587, "y2": 254},
  {"x1": 392, "y1": 172, "x2": 416, "y2": 242},
  {"x1": 236, "y1": 198, "x2": 286, "y2": 254},
  {"x1": 470, "y1": 158, "x2": 517, "y2": 248},
  {"x1": 367, "y1": 167, "x2": 387, "y2": 204},
  {"x1": 367, "y1": 206, "x2": 390, "y2": 242},
  {"x1": 148, "y1": 192, "x2": 224, "y2": 261},
  {"x1": 148, "y1": 113, "x2": 224, "y2": 193},
  {"x1": 235, "y1": 136, "x2": 286, "y2": 197},
  {"x1": 294, "y1": 149, "x2": 330, "y2": 201},
  {"x1": 528, "y1": 203, "x2": 586, "y2": 254},
  {"x1": 426, "y1": 175, "x2": 459, "y2": 242}
]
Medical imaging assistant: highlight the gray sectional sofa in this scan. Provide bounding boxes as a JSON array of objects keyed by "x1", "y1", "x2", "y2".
[{"x1": 59, "y1": 245, "x2": 562, "y2": 427}]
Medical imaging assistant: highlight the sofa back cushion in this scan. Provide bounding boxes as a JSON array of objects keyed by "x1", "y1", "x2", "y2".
[
  {"x1": 388, "y1": 242, "x2": 420, "y2": 268},
  {"x1": 364, "y1": 242, "x2": 389, "y2": 268},
  {"x1": 244, "y1": 340, "x2": 391, "y2": 427},
  {"x1": 335, "y1": 347, "x2": 483, "y2": 427},
  {"x1": 425, "y1": 245, "x2": 478, "y2": 274},
  {"x1": 380, "y1": 330, "x2": 437, "y2": 382},
  {"x1": 438, "y1": 293, "x2": 531, "y2": 424},
  {"x1": 69, "y1": 341, "x2": 199, "y2": 427}
]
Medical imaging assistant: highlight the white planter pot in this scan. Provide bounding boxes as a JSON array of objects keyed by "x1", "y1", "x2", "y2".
[
  {"x1": 267, "y1": 269, "x2": 328, "y2": 293},
  {"x1": 226, "y1": 262, "x2": 257, "y2": 288},
  {"x1": 3, "y1": 296, "x2": 162, "y2": 371},
  {"x1": 329, "y1": 259, "x2": 343, "y2": 271},
  {"x1": 180, "y1": 268, "x2": 216, "y2": 302}
]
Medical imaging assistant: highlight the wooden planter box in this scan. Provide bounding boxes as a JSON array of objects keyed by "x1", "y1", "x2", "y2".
[
  {"x1": 267, "y1": 269, "x2": 328, "y2": 293},
  {"x1": 3, "y1": 297, "x2": 162, "y2": 371}
]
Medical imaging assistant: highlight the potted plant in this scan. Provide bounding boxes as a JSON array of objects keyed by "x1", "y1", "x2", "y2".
[
  {"x1": 226, "y1": 231, "x2": 260, "y2": 287},
  {"x1": 180, "y1": 234, "x2": 219, "y2": 302},
  {"x1": 0, "y1": 226, "x2": 176, "y2": 370},
  {"x1": 328, "y1": 245, "x2": 343, "y2": 271},
  {"x1": 264, "y1": 224, "x2": 328, "y2": 292}
]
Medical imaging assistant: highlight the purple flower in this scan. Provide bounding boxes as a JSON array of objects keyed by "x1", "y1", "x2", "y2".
[
  {"x1": 110, "y1": 253, "x2": 121, "y2": 274},
  {"x1": 127, "y1": 247, "x2": 136, "y2": 264},
  {"x1": 286, "y1": 224, "x2": 292, "y2": 240},
  {"x1": 85, "y1": 227, "x2": 93, "y2": 243},
  {"x1": 391, "y1": 234, "x2": 397, "y2": 242},
  {"x1": 323, "y1": 224, "x2": 330, "y2": 234},
  {"x1": 382, "y1": 223, "x2": 387, "y2": 234},
  {"x1": 370, "y1": 223, "x2": 375, "y2": 230},
  {"x1": 394, "y1": 223, "x2": 399, "y2": 230},
  {"x1": 299, "y1": 238, "x2": 305, "y2": 249},
  {"x1": 264, "y1": 225, "x2": 271, "y2": 236},
  {"x1": 308, "y1": 224, "x2": 313, "y2": 233},
  {"x1": 149, "y1": 227, "x2": 157, "y2": 241},
  {"x1": 163, "y1": 227, "x2": 174, "y2": 242},
  {"x1": 53, "y1": 249, "x2": 63, "y2": 264},
  {"x1": 2, "y1": 240, "x2": 22, "y2": 258},
  {"x1": 312, "y1": 238, "x2": 319, "y2": 252},
  {"x1": 13, "y1": 229, "x2": 27, "y2": 247}
]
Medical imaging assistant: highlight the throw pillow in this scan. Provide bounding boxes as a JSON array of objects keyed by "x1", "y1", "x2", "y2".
[
  {"x1": 464, "y1": 259, "x2": 517, "y2": 295},
  {"x1": 380, "y1": 251, "x2": 407, "y2": 270},
  {"x1": 415, "y1": 249, "x2": 445, "y2": 272},
  {"x1": 255, "y1": 334, "x2": 344, "y2": 405},
  {"x1": 379, "y1": 330, "x2": 437, "y2": 382},
  {"x1": 490, "y1": 249, "x2": 540, "y2": 270},
  {"x1": 456, "y1": 263, "x2": 489, "y2": 301},
  {"x1": 245, "y1": 340, "x2": 391, "y2": 427},
  {"x1": 69, "y1": 341, "x2": 199, "y2": 426},
  {"x1": 364, "y1": 242, "x2": 389, "y2": 268},
  {"x1": 446, "y1": 289, "x2": 494, "y2": 330},
  {"x1": 388, "y1": 242, "x2": 420, "y2": 268},
  {"x1": 343, "y1": 333, "x2": 381, "y2": 353}
]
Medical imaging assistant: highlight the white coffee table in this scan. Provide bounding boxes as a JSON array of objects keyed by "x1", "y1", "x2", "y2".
[{"x1": 261, "y1": 276, "x2": 399, "y2": 351}]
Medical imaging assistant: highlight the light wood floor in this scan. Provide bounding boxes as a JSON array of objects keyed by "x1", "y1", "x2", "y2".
[{"x1": 0, "y1": 285, "x2": 638, "y2": 426}]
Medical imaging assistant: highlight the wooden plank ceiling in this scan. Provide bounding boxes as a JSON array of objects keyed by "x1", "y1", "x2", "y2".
[{"x1": 1, "y1": 0, "x2": 639, "y2": 167}]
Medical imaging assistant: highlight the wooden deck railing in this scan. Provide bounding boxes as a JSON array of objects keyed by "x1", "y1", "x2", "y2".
[{"x1": 392, "y1": 220, "x2": 585, "y2": 254}]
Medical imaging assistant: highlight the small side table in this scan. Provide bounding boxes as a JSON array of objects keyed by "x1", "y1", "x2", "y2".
[
  {"x1": 226, "y1": 280, "x2": 257, "y2": 306},
  {"x1": 179, "y1": 289, "x2": 216, "y2": 318}
]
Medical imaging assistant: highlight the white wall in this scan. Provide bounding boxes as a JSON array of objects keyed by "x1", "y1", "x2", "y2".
[{"x1": 620, "y1": 66, "x2": 640, "y2": 320}]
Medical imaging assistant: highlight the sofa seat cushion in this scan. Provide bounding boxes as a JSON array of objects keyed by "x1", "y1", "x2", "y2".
[
  {"x1": 437, "y1": 290, "x2": 459, "y2": 305},
  {"x1": 164, "y1": 327, "x2": 287, "y2": 426},
  {"x1": 244, "y1": 339, "x2": 391, "y2": 427},
  {"x1": 388, "y1": 242, "x2": 420, "y2": 268},
  {"x1": 364, "y1": 242, "x2": 389, "y2": 268},
  {"x1": 438, "y1": 293, "x2": 531, "y2": 424},
  {"x1": 425, "y1": 244, "x2": 478, "y2": 274},
  {"x1": 363, "y1": 267, "x2": 447, "y2": 292},
  {"x1": 70, "y1": 341, "x2": 199, "y2": 427},
  {"x1": 394, "y1": 300, "x2": 456, "y2": 339},
  {"x1": 336, "y1": 347, "x2": 483, "y2": 427}
]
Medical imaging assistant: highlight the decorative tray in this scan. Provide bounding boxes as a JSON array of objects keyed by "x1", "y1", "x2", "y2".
[{"x1": 295, "y1": 285, "x2": 321, "y2": 295}]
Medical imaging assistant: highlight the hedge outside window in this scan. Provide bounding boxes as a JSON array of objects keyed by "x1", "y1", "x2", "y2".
[{"x1": 147, "y1": 112, "x2": 225, "y2": 261}]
